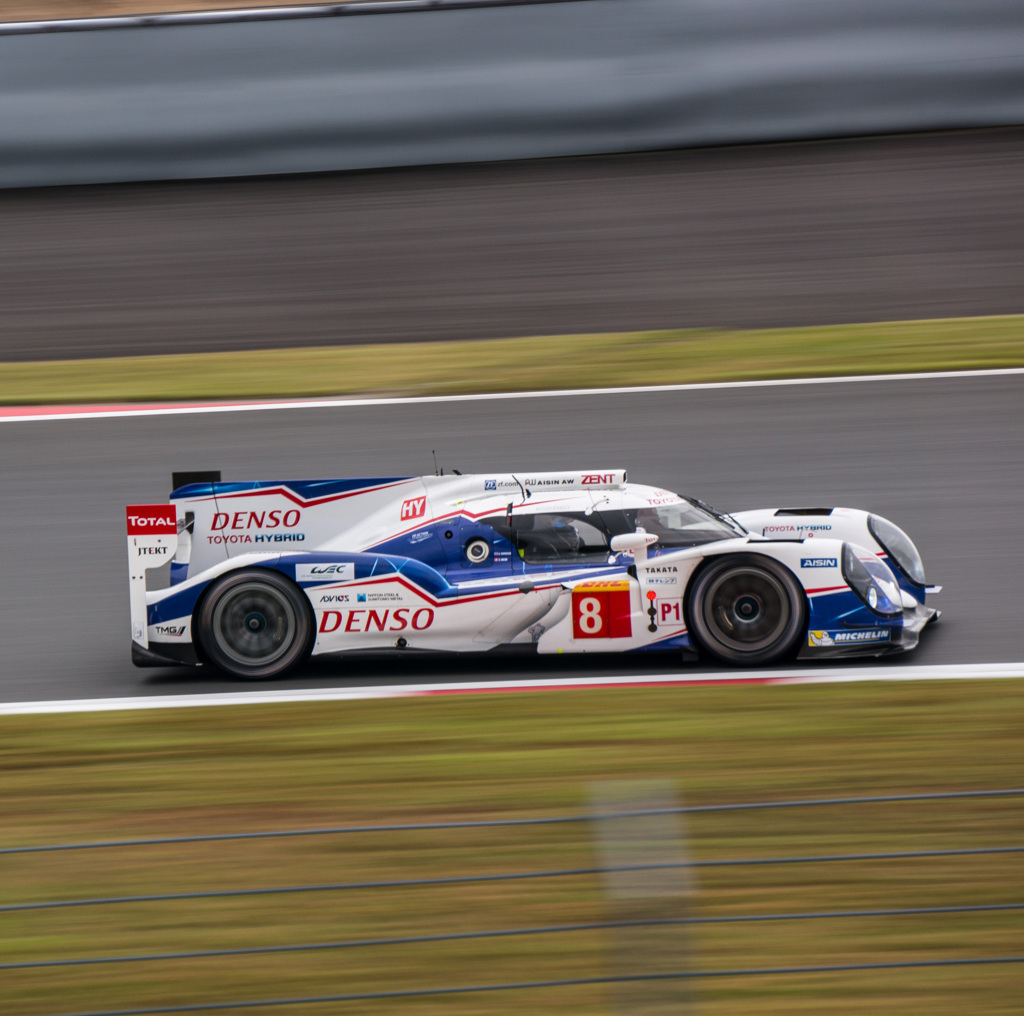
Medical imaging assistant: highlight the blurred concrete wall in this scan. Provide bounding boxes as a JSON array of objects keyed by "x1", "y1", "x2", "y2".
[{"x1": 1, "y1": 0, "x2": 1022, "y2": 188}]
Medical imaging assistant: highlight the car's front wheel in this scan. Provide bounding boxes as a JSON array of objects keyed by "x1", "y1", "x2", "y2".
[
  {"x1": 196, "y1": 569, "x2": 313, "y2": 680},
  {"x1": 687, "y1": 555, "x2": 805, "y2": 666}
]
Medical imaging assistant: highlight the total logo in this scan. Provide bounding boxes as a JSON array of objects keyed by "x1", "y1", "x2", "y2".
[
  {"x1": 126, "y1": 505, "x2": 177, "y2": 535},
  {"x1": 319, "y1": 608, "x2": 435, "y2": 634}
]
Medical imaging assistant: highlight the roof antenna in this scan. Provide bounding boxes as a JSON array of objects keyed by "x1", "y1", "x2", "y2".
[{"x1": 432, "y1": 450, "x2": 442, "y2": 476}]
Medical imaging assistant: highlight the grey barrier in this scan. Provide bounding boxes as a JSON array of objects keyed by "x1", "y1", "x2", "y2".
[
  {"x1": 5, "y1": 788, "x2": 1024, "y2": 1013},
  {"x1": 0, "y1": 0, "x2": 1022, "y2": 189}
]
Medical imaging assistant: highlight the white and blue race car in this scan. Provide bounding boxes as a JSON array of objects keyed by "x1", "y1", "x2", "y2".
[{"x1": 127, "y1": 469, "x2": 939, "y2": 679}]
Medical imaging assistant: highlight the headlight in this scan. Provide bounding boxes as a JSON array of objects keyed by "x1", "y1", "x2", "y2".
[
  {"x1": 867, "y1": 515, "x2": 926, "y2": 586},
  {"x1": 842, "y1": 542, "x2": 904, "y2": 616}
]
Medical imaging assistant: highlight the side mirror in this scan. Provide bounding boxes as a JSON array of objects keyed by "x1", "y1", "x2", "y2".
[{"x1": 610, "y1": 528, "x2": 659, "y2": 566}]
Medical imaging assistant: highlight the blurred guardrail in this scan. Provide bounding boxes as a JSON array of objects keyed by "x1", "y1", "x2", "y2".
[
  {"x1": 0, "y1": 0, "x2": 1022, "y2": 189},
  {"x1": 4, "y1": 787, "x2": 1023, "y2": 1014}
]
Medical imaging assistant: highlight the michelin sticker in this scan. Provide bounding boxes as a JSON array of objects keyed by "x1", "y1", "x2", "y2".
[{"x1": 808, "y1": 629, "x2": 891, "y2": 647}]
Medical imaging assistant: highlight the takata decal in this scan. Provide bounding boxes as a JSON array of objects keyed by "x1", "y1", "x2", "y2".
[
  {"x1": 318, "y1": 608, "x2": 434, "y2": 633},
  {"x1": 808, "y1": 629, "x2": 891, "y2": 647},
  {"x1": 401, "y1": 497, "x2": 427, "y2": 521},
  {"x1": 127, "y1": 505, "x2": 176, "y2": 534},
  {"x1": 801, "y1": 558, "x2": 838, "y2": 569},
  {"x1": 296, "y1": 563, "x2": 355, "y2": 583}
]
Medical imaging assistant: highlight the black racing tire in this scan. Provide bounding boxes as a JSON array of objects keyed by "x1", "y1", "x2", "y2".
[
  {"x1": 686, "y1": 555, "x2": 806, "y2": 667},
  {"x1": 196, "y1": 569, "x2": 314, "y2": 680}
]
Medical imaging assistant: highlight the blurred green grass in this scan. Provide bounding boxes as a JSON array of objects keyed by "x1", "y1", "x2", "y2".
[
  {"x1": 2, "y1": 679, "x2": 1022, "y2": 1013},
  {"x1": 2, "y1": 314, "x2": 1022, "y2": 404}
]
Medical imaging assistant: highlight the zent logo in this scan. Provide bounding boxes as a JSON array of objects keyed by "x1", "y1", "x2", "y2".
[
  {"x1": 126, "y1": 505, "x2": 177, "y2": 535},
  {"x1": 581, "y1": 473, "x2": 614, "y2": 485},
  {"x1": 401, "y1": 497, "x2": 427, "y2": 521}
]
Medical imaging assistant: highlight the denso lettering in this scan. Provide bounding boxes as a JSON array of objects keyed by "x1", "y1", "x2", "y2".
[
  {"x1": 318, "y1": 608, "x2": 435, "y2": 634},
  {"x1": 211, "y1": 509, "x2": 301, "y2": 531}
]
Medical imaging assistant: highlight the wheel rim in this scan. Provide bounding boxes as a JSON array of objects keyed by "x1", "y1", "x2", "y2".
[
  {"x1": 701, "y1": 567, "x2": 791, "y2": 653},
  {"x1": 211, "y1": 581, "x2": 298, "y2": 668}
]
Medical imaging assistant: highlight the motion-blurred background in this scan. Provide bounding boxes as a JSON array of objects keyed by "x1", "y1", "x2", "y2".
[{"x1": 1, "y1": 1, "x2": 1022, "y2": 1013}]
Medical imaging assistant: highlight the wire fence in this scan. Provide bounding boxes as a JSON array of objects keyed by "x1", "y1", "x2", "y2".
[{"x1": 4, "y1": 788, "x2": 1022, "y2": 1015}]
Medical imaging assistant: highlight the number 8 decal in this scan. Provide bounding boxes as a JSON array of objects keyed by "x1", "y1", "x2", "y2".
[
  {"x1": 572, "y1": 583, "x2": 632, "y2": 640},
  {"x1": 577, "y1": 596, "x2": 604, "y2": 635}
]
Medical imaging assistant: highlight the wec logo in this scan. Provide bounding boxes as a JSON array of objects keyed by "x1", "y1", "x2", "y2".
[{"x1": 401, "y1": 497, "x2": 427, "y2": 521}]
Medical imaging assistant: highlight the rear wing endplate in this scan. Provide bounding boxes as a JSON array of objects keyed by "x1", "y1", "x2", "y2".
[{"x1": 127, "y1": 505, "x2": 178, "y2": 647}]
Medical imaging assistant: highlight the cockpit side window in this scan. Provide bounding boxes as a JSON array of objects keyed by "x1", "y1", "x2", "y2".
[{"x1": 480, "y1": 512, "x2": 611, "y2": 563}]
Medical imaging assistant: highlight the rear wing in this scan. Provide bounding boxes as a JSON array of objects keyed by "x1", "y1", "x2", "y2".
[{"x1": 126, "y1": 505, "x2": 178, "y2": 647}]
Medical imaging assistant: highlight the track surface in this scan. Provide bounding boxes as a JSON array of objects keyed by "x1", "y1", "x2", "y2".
[
  {"x1": 1, "y1": 128, "x2": 1023, "y2": 361},
  {"x1": 1, "y1": 373, "x2": 1021, "y2": 704}
]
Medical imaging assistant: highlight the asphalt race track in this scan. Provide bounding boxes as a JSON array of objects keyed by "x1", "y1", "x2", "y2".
[
  {"x1": 1, "y1": 128, "x2": 1023, "y2": 360},
  {"x1": 1, "y1": 372, "x2": 1021, "y2": 704}
]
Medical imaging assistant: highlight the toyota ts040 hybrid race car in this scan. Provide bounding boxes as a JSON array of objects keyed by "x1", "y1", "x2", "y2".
[{"x1": 126, "y1": 469, "x2": 941, "y2": 679}]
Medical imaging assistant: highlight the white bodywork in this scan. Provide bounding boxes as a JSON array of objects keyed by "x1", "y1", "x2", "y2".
[{"x1": 128, "y1": 470, "x2": 936, "y2": 669}]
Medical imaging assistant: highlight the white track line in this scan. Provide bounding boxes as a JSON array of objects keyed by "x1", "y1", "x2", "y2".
[
  {"x1": 1, "y1": 663, "x2": 1020, "y2": 715},
  {"x1": 3, "y1": 368, "x2": 1023, "y2": 423}
]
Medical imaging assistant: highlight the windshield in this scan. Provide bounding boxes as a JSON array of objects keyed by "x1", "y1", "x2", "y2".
[{"x1": 605, "y1": 502, "x2": 739, "y2": 548}]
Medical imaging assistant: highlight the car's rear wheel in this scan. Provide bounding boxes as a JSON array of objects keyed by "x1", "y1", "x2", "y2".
[
  {"x1": 196, "y1": 569, "x2": 313, "y2": 680},
  {"x1": 687, "y1": 555, "x2": 805, "y2": 666}
]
